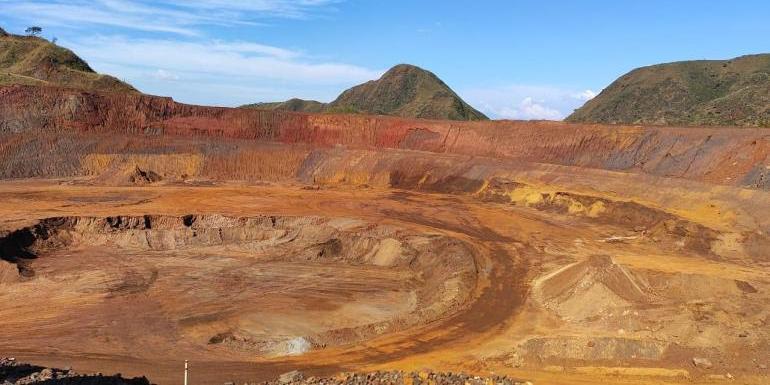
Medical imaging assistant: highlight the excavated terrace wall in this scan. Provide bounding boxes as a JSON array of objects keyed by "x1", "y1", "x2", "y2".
[{"x1": 1, "y1": 84, "x2": 770, "y2": 189}]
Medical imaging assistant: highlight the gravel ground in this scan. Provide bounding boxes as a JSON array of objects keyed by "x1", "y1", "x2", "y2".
[{"x1": 244, "y1": 370, "x2": 531, "y2": 385}]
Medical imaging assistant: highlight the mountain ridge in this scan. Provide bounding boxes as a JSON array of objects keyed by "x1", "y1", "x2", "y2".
[
  {"x1": 242, "y1": 64, "x2": 487, "y2": 121},
  {"x1": 240, "y1": 98, "x2": 326, "y2": 113},
  {"x1": 0, "y1": 29, "x2": 136, "y2": 93},
  {"x1": 567, "y1": 54, "x2": 770, "y2": 127}
]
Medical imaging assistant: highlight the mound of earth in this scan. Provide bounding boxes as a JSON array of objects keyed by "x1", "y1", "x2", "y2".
[
  {"x1": 535, "y1": 255, "x2": 651, "y2": 321},
  {"x1": 0, "y1": 357, "x2": 150, "y2": 385},
  {"x1": 0, "y1": 27, "x2": 136, "y2": 93},
  {"x1": 242, "y1": 64, "x2": 487, "y2": 121},
  {"x1": 523, "y1": 252, "x2": 769, "y2": 372},
  {"x1": 128, "y1": 166, "x2": 162, "y2": 185},
  {"x1": 567, "y1": 54, "x2": 770, "y2": 127}
]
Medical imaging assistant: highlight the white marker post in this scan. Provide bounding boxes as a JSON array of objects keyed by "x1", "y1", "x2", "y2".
[{"x1": 184, "y1": 360, "x2": 189, "y2": 385}]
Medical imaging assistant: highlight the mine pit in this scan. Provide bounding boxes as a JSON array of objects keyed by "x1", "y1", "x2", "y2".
[{"x1": 0, "y1": 214, "x2": 477, "y2": 358}]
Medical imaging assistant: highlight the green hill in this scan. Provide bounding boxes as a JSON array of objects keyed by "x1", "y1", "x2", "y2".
[
  {"x1": 567, "y1": 54, "x2": 770, "y2": 127},
  {"x1": 242, "y1": 64, "x2": 487, "y2": 121},
  {"x1": 240, "y1": 98, "x2": 325, "y2": 113},
  {"x1": 0, "y1": 29, "x2": 136, "y2": 93},
  {"x1": 327, "y1": 64, "x2": 487, "y2": 120}
]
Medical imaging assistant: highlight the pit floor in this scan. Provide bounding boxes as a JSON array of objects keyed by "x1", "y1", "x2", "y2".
[{"x1": 0, "y1": 179, "x2": 767, "y2": 385}]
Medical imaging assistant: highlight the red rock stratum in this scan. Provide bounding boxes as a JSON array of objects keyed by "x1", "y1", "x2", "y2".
[{"x1": 1, "y1": 84, "x2": 768, "y2": 189}]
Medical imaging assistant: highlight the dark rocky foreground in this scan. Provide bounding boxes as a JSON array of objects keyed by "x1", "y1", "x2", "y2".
[
  {"x1": 0, "y1": 358, "x2": 151, "y2": 385},
  {"x1": 245, "y1": 370, "x2": 531, "y2": 385},
  {"x1": 2, "y1": 360, "x2": 534, "y2": 385}
]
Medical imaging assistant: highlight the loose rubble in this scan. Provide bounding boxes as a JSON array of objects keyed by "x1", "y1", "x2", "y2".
[
  {"x1": 0, "y1": 358, "x2": 151, "y2": 385},
  {"x1": 251, "y1": 371, "x2": 530, "y2": 385}
]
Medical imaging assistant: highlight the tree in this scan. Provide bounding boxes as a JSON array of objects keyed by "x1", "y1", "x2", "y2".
[{"x1": 25, "y1": 26, "x2": 42, "y2": 36}]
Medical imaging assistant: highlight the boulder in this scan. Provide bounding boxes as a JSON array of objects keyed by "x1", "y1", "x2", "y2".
[
  {"x1": 278, "y1": 371, "x2": 304, "y2": 384},
  {"x1": 692, "y1": 357, "x2": 713, "y2": 369}
]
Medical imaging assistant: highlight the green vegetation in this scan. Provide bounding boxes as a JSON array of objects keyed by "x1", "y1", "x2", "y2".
[
  {"x1": 567, "y1": 54, "x2": 770, "y2": 127},
  {"x1": 24, "y1": 26, "x2": 42, "y2": 37},
  {"x1": 328, "y1": 64, "x2": 487, "y2": 121},
  {"x1": 242, "y1": 64, "x2": 487, "y2": 121},
  {"x1": 241, "y1": 98, "x2": 325, "y2": 113},
  {"x1": 0, "y1": 29, "x2": 136, "y2": 93}
]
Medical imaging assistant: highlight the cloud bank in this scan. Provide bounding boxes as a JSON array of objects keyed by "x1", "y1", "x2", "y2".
[
  {"x1": 1, "y1": 0, "x2": 385, "y2": 106},
  {"x1": 1, "y1": 0, "x2": 340, "y2": 36},
  {"x1": 462, "y1": 85, "x2": 597, "y2": 120},
  {"x1": 2, "y1": 1, "x2": 596, "y2": 115},
  {"x1": 60, "y1": 35, "x2": 382, "y2": 106}
]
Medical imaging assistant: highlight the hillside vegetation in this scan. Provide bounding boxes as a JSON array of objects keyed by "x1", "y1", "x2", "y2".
[
  {"x1": 241, "y1": 98, "x2": 326, "y2": 113},
  {"x1": 242, "y1": 64, "x2": 487, "y2": 121},
  {"x1": 0, "y1": 28, "x2": 136, "y2": 93},
  {"x1": 567, "y1": 54, "x2": 770, "y2": 127}
]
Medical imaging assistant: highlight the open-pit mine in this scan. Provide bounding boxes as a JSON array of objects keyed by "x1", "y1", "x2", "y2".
[{"x1": 0, "y1": 84, "x2": 769, "y2": 385}]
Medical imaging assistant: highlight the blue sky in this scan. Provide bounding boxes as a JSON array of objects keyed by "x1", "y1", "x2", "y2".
[{"x1": 2, "y1": 1, "x2": 769, "y2": 119}]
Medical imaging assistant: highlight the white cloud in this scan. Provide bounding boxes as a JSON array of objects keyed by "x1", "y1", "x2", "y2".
[
  {"x1": 506, "y1": 97, "x2": 562, "y2": 120},
  {"x1": 58, "y1": 35, "x2": 382, "y2": 106},
  {"x1": 161, "y1": 0, "x2": 341, "y2": 19},
  {"x1": 573, "y1": 89, "x2": 598, "y2": 101},
  {"x1": 209, "y1": 42, "x2": 301, "y2": 60},
  {"x1": 2, "y1": 2, "x2": 202, "y2": 36},
  {"x1": 1, "y1": 0, "x2": 381, "y2": 107},
  {"x1": 462, "y1": 85, "x2": 598, "y2": 120},
  {"x1": 65, "y1": 36, "x2": 381, "y2": 84},
  {"x1": 1, "y1": 0, "x2": 379, "y2": 107},
  {"x1": 0, "y1": 0, "x2": 339, "y2": 36},
  {"x1": 151, "y1": 69, "x2": 180, "y2": 81}
]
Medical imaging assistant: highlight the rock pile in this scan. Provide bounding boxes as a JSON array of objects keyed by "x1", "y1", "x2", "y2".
[
  {"x1": 0, "y1": 358, "x2": 151, "y2": 385},
  {"x1": 250, "y1": 371, "x2": 531, "y2": 385},
  {"x1": 128, "y1": 167, "x2": 162, "y2": 185}
]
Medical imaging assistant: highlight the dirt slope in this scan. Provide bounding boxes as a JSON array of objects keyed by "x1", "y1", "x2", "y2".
[
  {"x1": 0, "y1": 31, "x2": 136, "y2": 93},
  {"x1": 242, "y1": 64, "x2": 487, "y2": 121},
  {"x1": 567, "y1": 54, "x2": 770, "y2": 127}
]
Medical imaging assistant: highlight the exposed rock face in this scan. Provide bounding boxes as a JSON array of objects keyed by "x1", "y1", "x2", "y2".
[
  {"x1": 242, "y1": 64, "x2": 487, "y2": 121},
  {"x1": 0, "y1": 358, "x2": 150, "y2": 385},
  {"x1": 1, "y1": 84, "x2": 769, "y2": 191},
  {"x1": 0, "y1": 31, "x2": 136, "y2": 92},
  {"x1": 567, "y1": 54, "x2": 770, "y2": 127}
]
